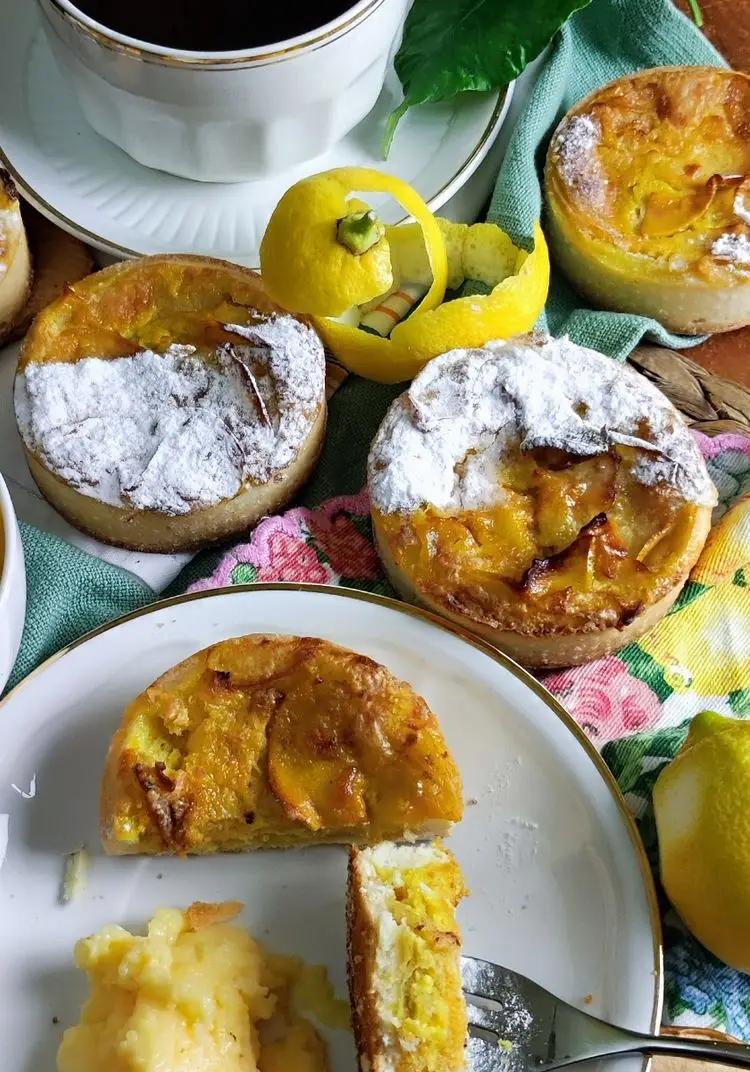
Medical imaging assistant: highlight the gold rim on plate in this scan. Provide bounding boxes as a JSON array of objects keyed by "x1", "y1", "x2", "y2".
[{"x1": 0, "y1": 580, "x2": 664, "y2": 1032}]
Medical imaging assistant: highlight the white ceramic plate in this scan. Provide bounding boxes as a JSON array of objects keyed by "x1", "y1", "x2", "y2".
[
  {"x1": 0, "y1": 585, "x2": 661, "y2": 1071},
  {"x1": 0, "y1": 0, "x2": 512, "y2": 265}
]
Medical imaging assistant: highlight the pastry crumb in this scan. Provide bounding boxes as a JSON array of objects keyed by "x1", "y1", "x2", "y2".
[{"x1": 60, "y1": 846, "x2": 89, "y2": 905}]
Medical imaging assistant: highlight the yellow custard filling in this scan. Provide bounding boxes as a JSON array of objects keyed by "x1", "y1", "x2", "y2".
[
  {"x1": 57, "y1": 902, "x2": 339, "y2": 1072},
  {"x1": 379, "y1": 858, "x2": 465, "y2": 1063},
  {"x1": 546, "y1": 67, "x2": 750, "y2": 280},
  {"x1": 354, "y1": 842, "x2": 467, "y2": 1072},
  {"x1": 375, "y1": 445, "x2": 700, "y2": 634}
]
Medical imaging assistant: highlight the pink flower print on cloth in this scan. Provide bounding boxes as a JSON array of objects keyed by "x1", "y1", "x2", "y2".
[
  {"x1": 187, "y1": 490, "x2": 376, "y2": 593},
  {"x1": 542, "y1": 656, "x2": 662, "y2": 745},
  {"x1": 306, "y1": 508, "x2": 380, "y2": 580},
  {"x1": 257, "y1": 529, "x2": 333, "y2": 584}
]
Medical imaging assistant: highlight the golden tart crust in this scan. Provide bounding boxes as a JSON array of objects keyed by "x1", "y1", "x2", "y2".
[
  {"x1": 346, "y1": 842, "x2": 467, "y2": 1072},
  {"x1": 545, "y1": 66, "x2": 750, "y2": 334},
  {"x1": 100, "y1": 633, "x2": 463, "y2": 855},
  {"x1": 368, "y1": 336, "x2": 716, "y2": 669},
  {"x1": 0, "y1": 170, "x2": 32, "y2": 342},
  {"x1": 15, "y1": 254, "x2": 326, "y2": 552}
]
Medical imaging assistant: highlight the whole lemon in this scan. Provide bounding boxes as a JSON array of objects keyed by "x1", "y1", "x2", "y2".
[{"x1": 654, "y1": 711, "x2": 750, "y2": 970}]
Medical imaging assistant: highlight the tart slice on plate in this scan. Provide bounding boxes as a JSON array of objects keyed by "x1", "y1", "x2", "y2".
[
  {"x1": 101, "y1": 634, "x2": 463, "y2": 855},
  {"x1": 347, "y1": 840, "x2": 468, "y2": 1072},
  {"x1": 369, "y1": 334, "x2": 717, "y2": 668},
  {"x1": 14, "y1": 254, "x2": 327, "y2": 551}
]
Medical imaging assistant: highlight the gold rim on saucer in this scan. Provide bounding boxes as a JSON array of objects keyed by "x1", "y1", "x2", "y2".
[{"x1": 0, "y1": 84, "x2": 511, "y2": 263}]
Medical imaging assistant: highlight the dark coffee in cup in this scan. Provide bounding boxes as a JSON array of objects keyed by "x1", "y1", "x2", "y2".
[{"x1": 72, "y1": 1, "x2": 356, "y2": 51}]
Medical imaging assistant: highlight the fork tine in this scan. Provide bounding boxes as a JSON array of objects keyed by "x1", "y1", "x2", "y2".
[
  {"x1": 461, "y1": 955, "x2": 536, "y2": 1041},
  {"x1": 465, "y1": 992, "x2": 515, "y2": 1036},
  {"x1": 467, "y1": 1028, "x2": 527, "y2": 1072},
  {"x1": 468, "y1": 1022, "x2": 502, "y2": 1044}
]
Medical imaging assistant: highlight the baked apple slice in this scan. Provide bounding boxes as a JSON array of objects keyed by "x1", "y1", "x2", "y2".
[{"x1": 101, "y1": 634, "x2": 463, "y2": 855}]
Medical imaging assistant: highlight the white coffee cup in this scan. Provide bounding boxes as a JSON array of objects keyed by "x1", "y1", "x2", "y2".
[
  {"x1": 37, "y1": 0, "x2": 409, "y2": 182},
  {"x1": 0, "y1": 472, "x2": 26, "y2": 693}
]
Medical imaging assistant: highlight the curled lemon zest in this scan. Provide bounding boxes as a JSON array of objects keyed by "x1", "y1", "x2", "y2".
[
  {"x1": 314, "y1": 223, "x2": 550, "y2": 384},
  {"x1": 260, "y1": 166, "x2": 550, "y2": 384},
  {"x1": 259, "y1": 166, "x2": 447, "y2": 318}
]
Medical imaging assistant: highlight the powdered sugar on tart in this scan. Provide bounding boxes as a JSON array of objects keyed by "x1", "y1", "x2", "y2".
[
  {"x1": 15, "y1": 314, "x2": 325, "y2": 516},
  {"x1": 368, "y1": 335, "x2": 716, "y2": 515}
]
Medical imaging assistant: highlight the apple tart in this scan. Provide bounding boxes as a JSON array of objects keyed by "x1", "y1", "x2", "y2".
[
  {"x1": 0, "y1": 170, "x2": 32, "y2": 342},
  {"x1": 101, "y1": 634, "x2": 463, "y2": 855},
  {"x1": 368, "y1": 335, "x2": 717, "y2": 668},
  {"x1": 545, "y1": 66, "x2": 750, "y2": 334},
  {"x1": 14, "y1": 255, "x2": 326, "y2": 552}
]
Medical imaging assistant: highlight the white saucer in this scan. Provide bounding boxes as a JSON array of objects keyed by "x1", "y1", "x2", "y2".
[
  {"x1": 0, "y1": 586, "x2": 660, "y2": 1071},
  {"x1": 0, "y1": 1, "x2": 513, "y2": 265}
]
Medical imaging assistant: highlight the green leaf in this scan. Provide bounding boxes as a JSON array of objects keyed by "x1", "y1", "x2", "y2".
[
  {"x1": 383, "y1": 101, "x2": 409, "y2": 159},
  {"x1": 618, "y1": 644, "x2": 675, "y2": 703},
  {"x1": 386, "y1": 0, "x2": 592, "y2": 154},
  {"x1": 669, "y1": 578, "x2": 709, "y2": 614},
  {"x1": 686, "y1": 0, "x2": 704, "y2": 27},
  {"x1": 349, "y1": 512, "x2": 375, "y2": 542}
]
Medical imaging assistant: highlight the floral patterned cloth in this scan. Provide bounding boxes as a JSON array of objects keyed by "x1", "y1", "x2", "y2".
[{"x1": 188, "y1": 432, "x2": 750, "y2": 1038}]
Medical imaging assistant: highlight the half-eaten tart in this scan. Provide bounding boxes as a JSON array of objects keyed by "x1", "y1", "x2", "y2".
[
  {"x1": 14, "y1": 254, "x2": 326, "y2": 552},
  {"x1": 101, "y1": 633, "x2": 463, "y2": 855},
  {"x1": 368, "y1": 335, "x2": 717, "y2": 668},
  {"x1": 545, "y1": 66, "x2": 750, "y2": 334}
]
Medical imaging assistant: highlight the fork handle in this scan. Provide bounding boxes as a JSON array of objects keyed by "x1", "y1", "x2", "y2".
[{"x1": 617, "y1": 1033, "x2": 750, "y2": 1068}]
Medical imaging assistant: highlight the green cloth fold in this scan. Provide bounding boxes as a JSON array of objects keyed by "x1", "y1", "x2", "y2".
[
  {"x1": 488, "y1": 0, "x2": 726, "y2": 359},
  {"x1": 6, "y1": 524, "x2": 153, "y2": 691}
]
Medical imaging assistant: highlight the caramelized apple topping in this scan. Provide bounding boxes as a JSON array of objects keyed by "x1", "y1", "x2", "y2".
[
  {"x1": 19, "y1": 257, "x2": 285, "y2": 369},
  {"x1": 377, "y1": 443, "x2": 701, "y2": 635},
  {"x1": 114, "y1": 635, "x2": 462, "y2": 853},
  {"x1": 133, "y1": 762, "x2": 192, "y2": 850},
  {"x1": 548, "y1": 69, "x2": 750, "y2": 271}
]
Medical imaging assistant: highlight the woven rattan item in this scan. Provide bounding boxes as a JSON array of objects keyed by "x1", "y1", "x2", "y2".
[{"x1": 629, "y1": 347, "x2": 750, "y2": 436}]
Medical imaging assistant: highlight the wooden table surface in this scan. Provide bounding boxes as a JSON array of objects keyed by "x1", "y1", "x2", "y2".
[{"x1": 673, "y1": 0, "x2": 750, "y2": 386}]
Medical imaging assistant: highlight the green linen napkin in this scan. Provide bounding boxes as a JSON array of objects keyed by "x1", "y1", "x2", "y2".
[
  {"x1": 7, "y1": 524, "x2": 153, "y2": 691},
  {"x1": 489, "y1": 0, "x2": 726, "y2": 360},
  {"x1": 6, "y1": 0, "x2": 727, "y2": 685}
]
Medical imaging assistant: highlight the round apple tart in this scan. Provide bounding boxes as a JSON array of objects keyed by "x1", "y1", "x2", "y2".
[
  {"x1": 0, "y1": 170, "x2": 32, "y2": 342},
  {"x1": 368, "y1": 335, "x2": 717, "y2": 668},
  {"x1": 14, "y1": 255, "x2": 326, "y2": 552},
  {"x1": 545, "y1": 67, "x2": 750, "y2": 334},
  {"x1": 101, "y1": 633, "x2": 463, "y2": 855}
]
